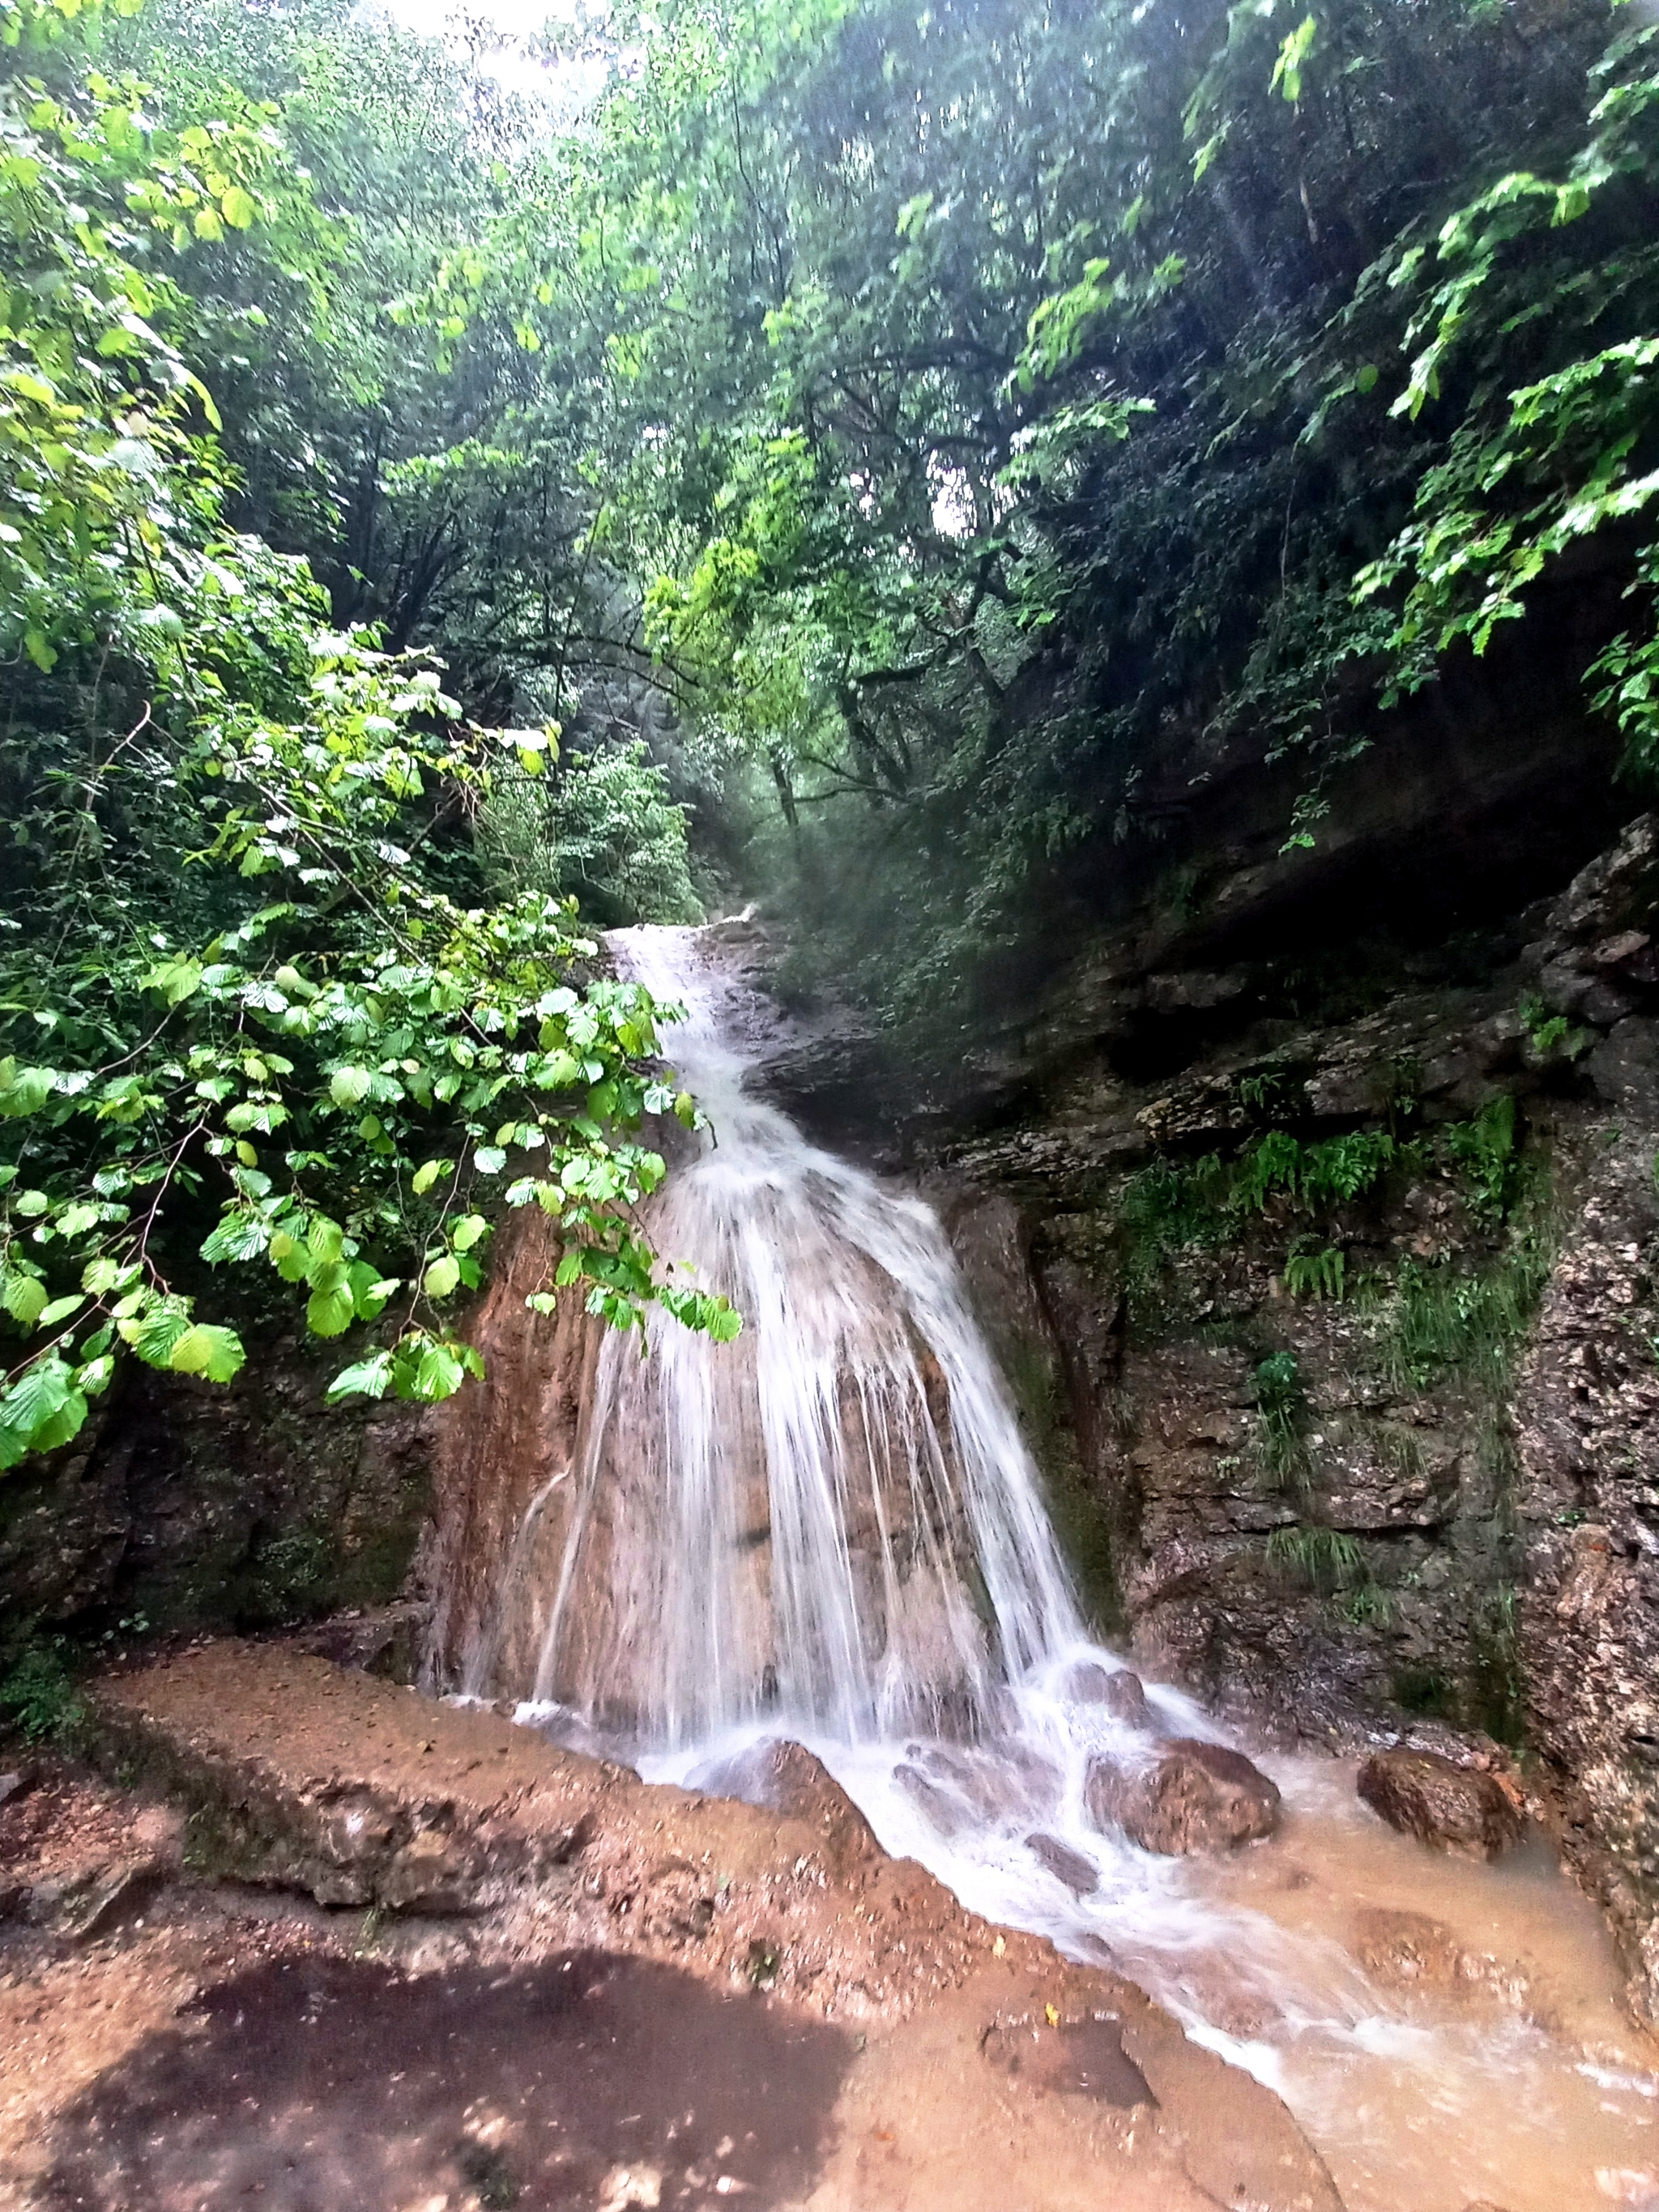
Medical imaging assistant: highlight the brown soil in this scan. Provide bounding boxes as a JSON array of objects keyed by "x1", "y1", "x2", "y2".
[
  {"x1": 35, "y1": 1948, "x2": 849, "y2": 2212},
  {"x1": 0, "y1": 1639, "x2": 1346, "y2": 2211}
]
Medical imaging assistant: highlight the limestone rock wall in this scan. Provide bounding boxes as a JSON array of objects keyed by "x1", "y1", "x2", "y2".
[{"x1": 0, "y1": 1330, "x2": 434, "y2": 1639}]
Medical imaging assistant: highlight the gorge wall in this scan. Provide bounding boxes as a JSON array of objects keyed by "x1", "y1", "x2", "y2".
[
  {"x1": 752, "y1": 677, "x2": 1659, "y2": 2018},
  {"x1": 6, "y1": 637, "x2": 1659, "y2": 2026}
]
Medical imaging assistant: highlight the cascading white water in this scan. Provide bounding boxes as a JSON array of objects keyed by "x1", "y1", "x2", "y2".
[
  {"x1": 497, "y1": 920, "x2": 1080, "y2": 1747},
  {"x1": 472, "y1": 922, "x2": 1659, "y2": 2212}
]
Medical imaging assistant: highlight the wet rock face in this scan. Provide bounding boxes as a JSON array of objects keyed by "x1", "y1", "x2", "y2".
[
  {"x1": 911, "y1": 813, "x2": 1659, "y2": 2014},
  {"x1": 0, "y1": 1340, "x2": 434, "y2": 1637},
  {"x1": 1085, "y1": 1740, "x2": 1282, "y2": 1856},
  {"x1": 1357, "y1": 1750, "x2": 1524, "y2": 1861},
  {"x1": 1066, "y1": 1661, "x2": 1152, "y2": 1728},
  {"x1": 1025, "y1": 1831, "x2": 1100, "y2": 1895},
  {"x1": 1513, "y1": 1118, "x2": 1659, "y2": 2022}
]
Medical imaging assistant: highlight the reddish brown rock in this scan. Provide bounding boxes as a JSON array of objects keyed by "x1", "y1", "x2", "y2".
[
  {"x1": 1085, "y1": 1739, "x2": 1282, "y2": 1855},
  {"x1": 1357, "y1": 1749, "x2": 1524, "y2": 1861},
  {"x1": 688, "y1": 1737, "x2": 883, "y2": 1878}
]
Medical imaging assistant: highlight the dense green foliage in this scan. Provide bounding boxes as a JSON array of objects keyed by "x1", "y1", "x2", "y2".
[
  {"x1": 0, "y1": 0, "x2": 734, "y2": 1473},
  {"x1": 429, "y1": 0, "x2": 1651, "y2": 1008},
  {"x1": 3, "y1": 0, "x2": 1652, "y2": 1475}
]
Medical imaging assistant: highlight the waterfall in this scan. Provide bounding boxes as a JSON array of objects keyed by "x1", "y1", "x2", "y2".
[
  {"x1": 470, "y1": 920, "x2": 1080, "y2": 1745},
  {"x1": 454, "y1": 923, "x2": 1659, "y2": 2212}
]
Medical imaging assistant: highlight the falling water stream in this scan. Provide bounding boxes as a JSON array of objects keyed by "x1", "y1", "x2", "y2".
[{"x1": 468, "y1": 923, "x2": 1659, "y2": 2212}]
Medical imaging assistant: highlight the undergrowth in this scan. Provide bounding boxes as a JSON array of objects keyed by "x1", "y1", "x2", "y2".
[
  {"x1": 1253, "y1": 1351, "x2": 1310, "y2": 1490},
  {"x1": 0, "y1": 1634, "x2": 85, "y2": 1745},
  {"x1": 1381, "y1": 1234, "x2": 1553, "y2": 1396}
]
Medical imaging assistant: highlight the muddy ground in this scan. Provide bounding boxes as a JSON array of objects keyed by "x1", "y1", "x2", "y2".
[{"x1": 0, "y1": 1637, "x2": 1343, "y2": 2212}]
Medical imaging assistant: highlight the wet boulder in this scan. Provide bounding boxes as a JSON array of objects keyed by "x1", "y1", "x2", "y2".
[
  {"x1": 1066, "y1": 1663, "x2": 1153, "y2": 1728},
  {"x1": 1026, "y1": 1831, "x2": 1100, "y2": 1895},
  {"x1": 688, "y1": 1738, "x2": 883, "y2": 1877},
  {"x1": 1085, "y1": 1739, "x2": 1281, "y2": 1855},
  {"x1": 893, "y1": 1759, "x2": 971, "y2": 1840},
  {"x1": 1356, "y1": 1750, "x2": 1523, "y2": 1861}
]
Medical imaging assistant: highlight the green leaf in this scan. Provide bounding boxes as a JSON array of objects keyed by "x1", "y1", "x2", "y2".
[
  {"x1": 472, "y1": 1146, "x2": 507, "y2": 1174},
  {"x1": 2, "y1": 1274, "x2": 49, "y2": 1328},
  {"x1": 0, "y1": 1357, "x2": 86, "y2": 1467},
  {"x1": 126, "y1": 1307, "x2": 193, "y2": 1368},
  {"x1": 167, "y1": 1324, "x2": 246, "y2": 1383},
  {"x1": 306, "y1": 1217, "x2": 345, "y2": 1272},
  {"x1": 409, "y1": 1340, "x2": 466, "y2": 1401},
  {"x1": 348, "y1": 1259, "x2": 399, "y2": 1320},
  {"x1": 306, "y1": 1280, "x2": 356, "y2": 1337},
  {"x1": 327, "y1": 1352, "x2": 394, "y2": 1402},
  {"x1": 269, "y1": 1230, "x2": 309, "y2": 1284},
  {"x1": 412, "y1": 1160, "x2": 445, "y2": 1196},
  {"x1": 200, "y1": 1210, "x2": 271, "y2": 1264},
  {"x1": 424, "y1": 1255, "x2": 461, "y2": 1300},
  {"x1": 330, "y1": 1066, "x2": 372, "y2": 1108},
  {"x1": 450, "y1": 1214, "x2": 489, "y2": 1253}
]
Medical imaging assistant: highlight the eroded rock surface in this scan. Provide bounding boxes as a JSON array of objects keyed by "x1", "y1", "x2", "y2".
[
  {"x1": 50, "y1": 1639, "x2": 1344, "y2": 2212},
  {"x1": 1357, "y1": 1749, "x2": 1524, "y2": 1861},
  {"x1": 688, "y1": 1737, "x2": 883, "y2": 1878},
  {"x1": 1085, "y1": 1738, "x2": 1282, "y2": 1855}
]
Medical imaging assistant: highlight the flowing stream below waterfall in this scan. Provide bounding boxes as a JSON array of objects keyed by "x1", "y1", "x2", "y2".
[{"x1": 464, "y1": 923, "x2": 1659, "y2": 2212}]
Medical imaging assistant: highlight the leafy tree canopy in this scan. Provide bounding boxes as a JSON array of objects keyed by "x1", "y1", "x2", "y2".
[{"x1": 5, "y1": 0, "x2": 1655, "y2": 1472}]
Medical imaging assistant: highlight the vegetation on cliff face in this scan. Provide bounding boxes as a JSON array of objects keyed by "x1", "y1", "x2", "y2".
[
  {"x1": 2, "y1": 0, "x2": 1655, "y2": 1469},
  {"x1": 0, "y1": 0, "x2": 736, "y2": 1473}
]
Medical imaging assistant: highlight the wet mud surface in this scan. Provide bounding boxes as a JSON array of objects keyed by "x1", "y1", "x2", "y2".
[{"x1": 36, "y1": 1949, "x2": 853, "y2": 2212}]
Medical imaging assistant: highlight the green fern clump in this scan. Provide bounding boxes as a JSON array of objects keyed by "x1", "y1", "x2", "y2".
[
  {"x1": 1266, "y1": 1522, "x2": 1362, "y2": 1586},
  {"x1": 1384, "y1": 1233, "x2": 1553, "y2": 1395},
  {"x1": 1284, "y1": 1239, "x2": 1346, "y2": 1300},
  {"x1": 1253, "y1": 1350, "x2": 1310, "y2": 1488}
]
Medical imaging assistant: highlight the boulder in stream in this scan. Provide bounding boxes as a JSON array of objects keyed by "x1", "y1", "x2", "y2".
[
  {"x1": 1084, "y1": 1739, "x2": 1282, "y2": 1855},
  {"x1": 1356, "y1": 1749, "x2": 1523, "y2": 1861},
  {"x1": 1064, "y1": 1662, "x2": 1155, "y2": 1728},
  {"x1": 687, "y1": 1738, "x2": 883, "y2": 1877},
  {"x1": 1026, "y1": 1831, "x2": 1100, "y2": 1895}
]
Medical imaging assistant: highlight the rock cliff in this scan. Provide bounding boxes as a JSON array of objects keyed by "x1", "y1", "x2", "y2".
[{"x1": 758, "y1": 811, "x2": 1659, "y2": 2021}]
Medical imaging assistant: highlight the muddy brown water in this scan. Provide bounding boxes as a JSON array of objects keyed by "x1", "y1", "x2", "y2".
[{"x1": 36, "y1": 1950, "x2": 853, "y2": 2212}]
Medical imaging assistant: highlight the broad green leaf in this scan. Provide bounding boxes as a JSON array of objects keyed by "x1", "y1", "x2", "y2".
[
  {"x1": 2, "y1": 1273, "x2": 49, "y2": 1328},
  {"x1": 409, "y1": 1340, "x2": 466, "y2": 1401},
  {"x1": 167, "y1": 1324, "x2": 246, "y2": 1383},
  {"x1": 327, "y1": 1351, "x2": 394, "y2": 1402},
  {"x1": 306, "y1": 1279, "x2": 356, "y2": 1337},
  {"x1": 424, "y1": 1254, "x2": 460, "y2": 1299},
  {"x1": 330, "y1": 1067, "x2": 372, "y2": 1108}
]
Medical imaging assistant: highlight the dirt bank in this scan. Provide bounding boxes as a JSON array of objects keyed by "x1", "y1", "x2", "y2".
[{"x1": 0, "y1": 1636, "x2": 1343, "y2": 2211}]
